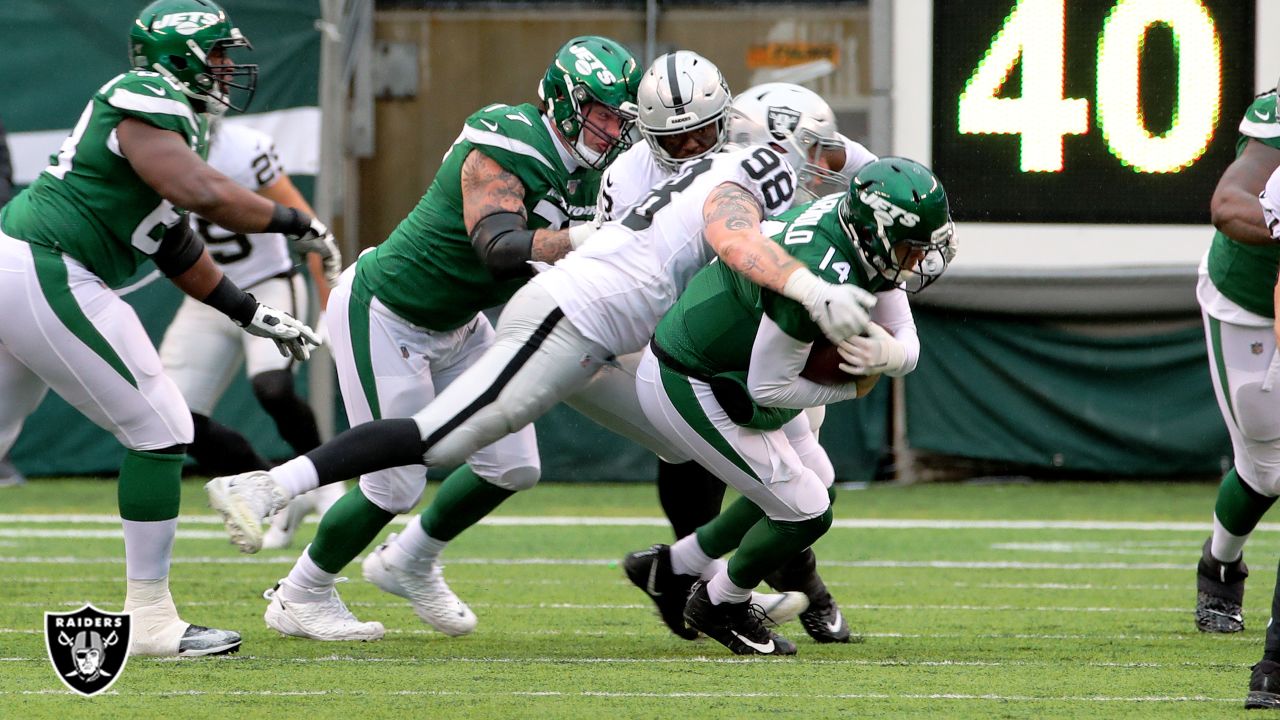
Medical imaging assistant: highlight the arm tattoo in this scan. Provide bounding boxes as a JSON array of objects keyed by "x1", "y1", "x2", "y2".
[
  {"x1": 706, "y1": 183, "x2": 762, "y2": 232},
  {"x1": 461, "y1": 149, "x2": 526, "y2": 232},
  {"x1": 531, "y1": 228, "x2": 574, "y2": 264},
  {"x1": 705, "y1": 182, "x2": 803, "y2": 293}
]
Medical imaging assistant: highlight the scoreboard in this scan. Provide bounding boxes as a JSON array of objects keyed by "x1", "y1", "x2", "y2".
[
  {"x1": 932, "y1": 0, "x2": 1254, "y2": 226},
  {"x1": 893, "y1": 0, "x2": 1274, "y2": 276}
]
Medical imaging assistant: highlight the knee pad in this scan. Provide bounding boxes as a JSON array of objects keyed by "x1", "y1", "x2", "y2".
[
  {"x1": 787, "y1": 469, "x2": 832, "y2": 520},
  {"x1": 251, "y1": 370, "x2": 297, "y2": 408},
  {"x1": 483, "y1": 464, "x2": 540, "y2": 492},
  {"x1": 358, "y1": 470, "x2": 427, "y2": 515}
]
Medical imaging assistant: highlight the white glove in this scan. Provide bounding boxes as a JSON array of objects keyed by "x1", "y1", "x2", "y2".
[
  {"x1": 782, "y1": 267, "x2": 877, "y2": 343},
  {"x1": 289, "y1": 217, "x2": 343, "y2": 288},
  {"x1": 836, "y1": 323, "x2": 908, "y2": 377},
  {"x1": 241, "y1": 303, "x2": 321, "y2": 362}
]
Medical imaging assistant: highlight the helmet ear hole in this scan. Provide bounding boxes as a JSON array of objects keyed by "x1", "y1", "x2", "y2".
[{"x1": 170, "y1": 55, "x2": 188, "y2": 70}]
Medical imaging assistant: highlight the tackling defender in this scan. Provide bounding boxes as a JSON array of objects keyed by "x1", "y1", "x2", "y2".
[
  {"x1": 0, "y1": 0, "x2": 322, "y2": 656},
  {"x1": 626, "y1": 157, "x2": 954, "y2": 654},
  {"x1": 207, "y1": 54, "x2": 883, "y2": 644},
  {"x1": 208, "y1": 36, "x2": 642, "y2": 641}
]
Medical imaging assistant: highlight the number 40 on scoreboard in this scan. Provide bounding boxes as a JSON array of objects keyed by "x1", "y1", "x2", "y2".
[{"x1": 931, "y1": 0, "x2": 1255, "y2": 225}]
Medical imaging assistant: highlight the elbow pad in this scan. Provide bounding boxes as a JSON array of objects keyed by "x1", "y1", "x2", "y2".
[
  {"x1": 151, "y1": 220, "x2": 205, "y2": 277},
  {"x1": 470, "y1": 211, "x2": 535, "y2": 281}
]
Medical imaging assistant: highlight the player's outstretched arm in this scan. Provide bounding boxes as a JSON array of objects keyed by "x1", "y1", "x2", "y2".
[
  {"x1": 1211, "y1": 139, "x2": 1280, "y2": 246},
  {"x1": 461, "y1": 149, "x2": 577, "y2": 272},
  {"x1": 702, "y1": 181, "x2": 875, "y2": 342},
  {"x1": 117, "y1": 118, "x2": 276, "y2": 232}
]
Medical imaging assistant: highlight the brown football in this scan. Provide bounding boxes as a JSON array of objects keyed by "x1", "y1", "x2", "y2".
[{"x1": 800, "y1": 337, "x2": 882, "y2": 397}]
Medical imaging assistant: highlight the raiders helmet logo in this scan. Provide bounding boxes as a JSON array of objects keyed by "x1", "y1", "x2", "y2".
[
  {"x1": 766, "y1": 106, "x2": 801, "y2": 141},
  {"x1": 45, "y1": 604, "x2": 132, "y2": 697}
]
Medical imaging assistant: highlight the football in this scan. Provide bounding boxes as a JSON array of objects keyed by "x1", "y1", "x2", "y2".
[{"x1": 800, "y1": 337, "x2": 882, "y2": 397}]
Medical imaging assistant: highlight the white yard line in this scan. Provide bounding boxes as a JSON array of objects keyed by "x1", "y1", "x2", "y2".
[{"x1": 0, "y1": 514, "x2": 1257, "y2": 532}]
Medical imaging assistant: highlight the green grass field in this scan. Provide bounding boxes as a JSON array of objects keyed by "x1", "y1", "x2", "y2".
[{"x1": 0, "y1": 478, "x2": 1269, "y2": 718}]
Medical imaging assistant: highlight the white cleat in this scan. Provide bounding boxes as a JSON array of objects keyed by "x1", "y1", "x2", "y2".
[
  {"x1": 362, "y1": 533, "x2": 477, "y2": 637},
  {"x1": 263, "y1": 578, "x2": 385, "y2": 641},
  {"x1": 206, "y1": 471, "x2": 290, "y2": 553},
  {"x1": 752, "y1": 590, "x2": 810, "y2": 628}
]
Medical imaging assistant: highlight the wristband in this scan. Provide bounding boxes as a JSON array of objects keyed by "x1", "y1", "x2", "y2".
[
  {"x1": 201, "y1": 275, "x2": 258, "y2": 327},
  {"x1": 264, "y1": 203, "x2": 310, "y2": 235}
]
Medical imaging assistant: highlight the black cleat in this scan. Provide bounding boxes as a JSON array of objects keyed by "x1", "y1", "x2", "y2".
[
  {"x1": 799, "y1": 590, "x2": 859, "y2": 644},
  {"x1": 623, "y1": 544, "x2": 699, "y2": 640},
  {"x1": 1246, "y1": 660, "x2": 1280, "y2": 709},
  {"x1": 177, "y1": 624, "x2": 241, "y2": 657},
  {"x1": 683, "y1": 581, "x2": 797, "y2": 656},
  {"x1": 1196, "y1": 538, "x2": 1247, "y2": 633}
]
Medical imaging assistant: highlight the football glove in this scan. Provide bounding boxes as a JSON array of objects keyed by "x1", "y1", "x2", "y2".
[
  {"x1": 240, "y1": 303, "x2": 321, "y2": 362},
  {"x1": 836, "y1": 323, "x2": 908, "y2": 377},
  {"x1": 289, "y1": 217, "x2": 343, "y2": 288},
  {"x1": 782, "y1": 267, "x2": 877, "y2": 344}
]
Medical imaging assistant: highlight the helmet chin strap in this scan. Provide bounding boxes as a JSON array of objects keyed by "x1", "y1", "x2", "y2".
[{"x1": 573, "y1": 135, "x2": 605, "y2": 168}]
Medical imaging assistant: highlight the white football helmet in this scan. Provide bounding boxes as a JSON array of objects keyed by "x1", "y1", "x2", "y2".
[
  {"x1": 636, "y1": 51, "x2": 732, "y2": 171},
  {"x1": 729, "y1": 83, "x2": 848, "y2": 198}
]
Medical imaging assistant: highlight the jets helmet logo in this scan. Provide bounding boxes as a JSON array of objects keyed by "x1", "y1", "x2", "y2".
[
  {"x1": 766, "y1": 106, "x2": 801, "y2": 141},
  {"x1": 45, "y1": 604, "x2": 132, "y2": 697},
  {"x1": 151, "y1": 12, "x2": 221, "y2": 36}
]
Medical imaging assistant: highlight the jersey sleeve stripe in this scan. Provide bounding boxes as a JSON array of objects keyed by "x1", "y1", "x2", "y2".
[
  {"x1": 1240, "y1": 118, "x2": 1280, "y2": 139},
  {"x1": 460, "y1": 125, "x2": 555, "y2": 170},
  {"x1": 106, "y1": 89, "x2": 198, "y2": 135},
  {"x1": 533, "y1": 199, "x2": 568, "y2": 227}
]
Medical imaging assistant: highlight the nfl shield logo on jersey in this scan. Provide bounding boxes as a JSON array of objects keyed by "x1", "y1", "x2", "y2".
[
  {"x1": 766, "y1": 106, "x2": 801, "y2": 141},
  {"x1": 44, "y1": 604, "x2": 132, "y2": 696}
]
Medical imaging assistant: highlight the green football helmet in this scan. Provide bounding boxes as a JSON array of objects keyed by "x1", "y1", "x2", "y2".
[
  {"x1": 129, "y1": 0, "x2": 257, "y2": 113},
  {"x1": 538, "y1": 36, "x2": 641, "y2": 169},
  {"x1": 838, "y1": 157, "x2": 957, "y2": 293}
]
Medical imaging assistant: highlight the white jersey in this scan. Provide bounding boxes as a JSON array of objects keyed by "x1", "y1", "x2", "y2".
[
  {"x1": 595, "y1": 143, "x2": 673, "y2": 222},
  {"x1": 835, "y1": 132, "x2": 877, "y2": 176},
  {"x1": 534, "y1": 144, "x2": 799, "y2": 355},
  {"x1": 196, "y1": 123, "x2": 292, "y2": 288}
]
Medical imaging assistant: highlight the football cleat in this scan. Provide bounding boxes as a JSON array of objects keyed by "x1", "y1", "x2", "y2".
[
  {"x1": 362, "y1": 534, "x2": 477, "y2": 637},
  {"x1": 623, "y1": 544, "x2": 699, "y2": 640},
  {"x1": 176, "y1": 625, "x2": 243, "y2": 657},
  {"x1": 261, "y1": 483, "x2": 346, "y2": 550},
  {"x1": 206, "y1": 471, "x2": 290, "y2": 554},
  {"x1": 799, "y1": 590, "x2": 858, "y2": 643},
  {"x1": 1196, "y1": 537, "x2": 1247, "y2": 633},
  {"x1": 683, "y1": 581, "x2": 797, "y2": 656},
  {"x1": 1246, "y1": 660, "x2": 1280, "y2": 709},
  {"x1": 263, "y1": 578, "x2": 385, "y2": 641},
  {"x1": 752, "y1": 590, "x2": 809, "y2": 629}
]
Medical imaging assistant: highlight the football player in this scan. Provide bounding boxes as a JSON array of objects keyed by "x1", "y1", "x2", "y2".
[
  {"x1": 207, "y1": 53, "x2": 883, "y2": 642},
  {"x1": 157, "y1": 117, "x2": 345, "y2": 549},
  {"x1": 569, "y1": 67, "x2": 877, "y2": 641},
  {"x1": 0, "y1": 0, "x2": 323, "y2": 657},
  {"x1": 1196, "y1": 82, "x2": 1280, "y2": 648},
  {"x1": 205, "y1": 36, "x2": 642, "y2": 641},
  {"x1": 627, "y1": 157, "x2": 953, "y2": 654}
]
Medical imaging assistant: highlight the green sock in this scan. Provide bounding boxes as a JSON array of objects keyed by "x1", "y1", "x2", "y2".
[
  {"x1": 727, "y1": 508, "x2": 834, "y2": 589},
  {"x1": 307, "y1": 486, "x2": 396, "y2": 574},
  {"x1": 420, "y1": 464, "x2": 514, "y2": 541},
  {"x1": 1215, "y1": 468, "x2": 1277, "y2": 536},
  {"x1": 118, "y1": 449, "x2": 182, "y2": 521},
  {"x1": 695, "y1": 495, "x2": 764, "y2": 558}
]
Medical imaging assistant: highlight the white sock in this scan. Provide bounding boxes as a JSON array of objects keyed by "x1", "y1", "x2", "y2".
[
  {"x1": 669, "y1": 535, "x2": 714, "y2": 577},
  {"x1": 280, "y1": 545, "x2": 339, "y2": 602},
  {"x1": 706, "y1": 569, "x2": 753, "y2": 606},
  {"x1": 700, "y1": 558, "x2": 728, "y2": 582},
  {"x1": 122, "y1": 518, "x2": 177, "y2": 580},
  {"x1": 1211, "y1": 516, "x2": 1249, "y2": 563},
  {"x1": 389, "y1": 517, "x2": 448, "y2": 568},
  {"x1": 272, "y1": 456, "x2": 320, "y2": 499}
]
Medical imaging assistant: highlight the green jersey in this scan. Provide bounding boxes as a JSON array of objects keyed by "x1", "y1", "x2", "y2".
[
  {"x1": 353, "y1": 102, "x2": 600, "y2": 331},
  {"x1": 1206, "y1": 92, "x2": 1280, "y2": 317},
  {"x1": 655, "y1": 193, "x2": 890, "y2": 378},
  {"x1": 0, "y1": 71, "x2": 208, "y2": 288}
]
